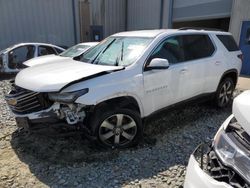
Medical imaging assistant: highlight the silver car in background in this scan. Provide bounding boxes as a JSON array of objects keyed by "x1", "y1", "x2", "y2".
[
  {"x1": 23, "y1": 42, "x2": 98, "y2": 67},
  {"x1": 0, "y1": 43, "x2": 65, "y2": 74}
]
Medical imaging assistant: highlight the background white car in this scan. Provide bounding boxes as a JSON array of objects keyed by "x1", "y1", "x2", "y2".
[
  {"x1": 0, "y1": 43, "x2": 65, "y2": 74},
  {"x1": 184, "y1": 90, "x2": 250, "y2": 188},
  {"x1": 23, "y1": 42, "x2": 98, "y2": 67}
]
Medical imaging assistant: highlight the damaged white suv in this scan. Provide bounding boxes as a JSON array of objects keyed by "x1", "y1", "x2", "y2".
[{"x1": 5, "y1": 29, "x2": 242, "y2": 148}]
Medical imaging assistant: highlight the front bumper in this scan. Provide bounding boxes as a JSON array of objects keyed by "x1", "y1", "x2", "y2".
[
  {"x1": 184, "y1": 144, "x2": 232, "y2": 188},
  {"x1": 13, "y1": 104, "x2": 60, "y2": 129},
  {"x1": 13, "y1": 103, "x2": 58, "y2": 120},
  {"x1": 11, "y1": 102, "x2": 87, "y2": 129}
]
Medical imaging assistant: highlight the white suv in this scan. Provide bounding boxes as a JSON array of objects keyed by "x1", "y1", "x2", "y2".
[{"x1": 5, "y1": 29, "x2": 242, "y2": 148}]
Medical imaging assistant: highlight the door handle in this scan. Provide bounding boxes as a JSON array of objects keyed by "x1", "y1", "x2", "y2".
[
  {"x1": 215, "y1": 61, "x2": 221, "y2": 65},
  {"x1": 180, "y1": 68, "x2": 188, "y2": 74}
]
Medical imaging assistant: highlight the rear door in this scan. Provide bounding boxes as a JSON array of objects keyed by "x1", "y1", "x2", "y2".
[
  {"x1": 240, "y1": 21, "x2": 250, "y2": 75},
  {"x1": 180, "y1": 34, "x2": 215, "y2": 99},
  {"x1": 143, "y1": 34, "x2": 215, "y2": 114}
]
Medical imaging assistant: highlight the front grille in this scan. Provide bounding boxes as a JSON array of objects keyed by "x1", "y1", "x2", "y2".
[
  {"x1": 208, "y1": 150, "x2": 250, "y2": 188},
  {"x1": 5, "y1": 85, "x2": 52, "y2": 115}
]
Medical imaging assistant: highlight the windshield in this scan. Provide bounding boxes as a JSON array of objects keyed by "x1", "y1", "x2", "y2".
[
  {"x1": 60, "y1": 44, "x2": 91, "y2": 58},
  {"x1": 81, "y1": 37, "x2": 153, "y2": 66}
]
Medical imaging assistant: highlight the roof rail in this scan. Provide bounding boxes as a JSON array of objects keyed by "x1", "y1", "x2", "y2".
[{"x1": 178, "y1": 27, "x2": 223, "y2": 32}]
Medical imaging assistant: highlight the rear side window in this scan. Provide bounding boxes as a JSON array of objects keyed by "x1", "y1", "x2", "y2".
[
  {"x1": 54, "y1": 47, "x2": 64, "y2": 54},
  {"x1": 182, "y1": 35, "x2": 215, "y2": 61},
  {"x1": 38, "y1": 46, "x2": 57, "y2": 56},
  {"x1": 216, "y1": 35, "x2": 239, "y2": 51}
]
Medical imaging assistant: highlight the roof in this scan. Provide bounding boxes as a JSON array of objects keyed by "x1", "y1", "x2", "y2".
[
  {"x1": 112, "y1": 29, "x2": 176, "y2": 38},
  {"x1": 4, "y1": 42, "x2": 65, "y2": 52},
  {"x1": 77, "y1": 42, "x2": 99, "y2": 46},
  {"x1": 112, "y1": 29, "x2": 230, "y2": 38}
]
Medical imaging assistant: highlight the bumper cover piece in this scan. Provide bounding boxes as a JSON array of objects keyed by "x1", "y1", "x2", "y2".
[{"x1": 184, "y1": 144, "x2": 232, "y2": 188}]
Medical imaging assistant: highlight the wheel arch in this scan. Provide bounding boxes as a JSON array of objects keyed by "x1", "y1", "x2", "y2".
[
  {"x1": 93, "y1": 96, "x2": 143, "y2": 117},
  {"x1": 218, "y1": 69, "x2": 238, "y2": 88}
]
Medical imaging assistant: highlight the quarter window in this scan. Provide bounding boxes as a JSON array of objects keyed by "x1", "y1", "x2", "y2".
[
  {"x1": 217, "y1": 35, "x2": 239, "y2": 51},
  {"x1": 38, "y1": 46, "x2": 57, "y2": 56},
  {"x1": 54, "y1": 47, "x2": 64, "y2": 54}
]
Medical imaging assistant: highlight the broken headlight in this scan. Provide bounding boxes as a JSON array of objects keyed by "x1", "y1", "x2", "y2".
[
  {"x1": 214, "y1": 129, "x2": 250, "y2": 184},
  {"x1": 48, "y1": 88, "x2": 89, "y2": 103}
]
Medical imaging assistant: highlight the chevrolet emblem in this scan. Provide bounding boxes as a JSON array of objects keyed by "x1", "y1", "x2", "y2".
[{"x1": 6, "y1": 98, "x2": 17, "y2": 106}]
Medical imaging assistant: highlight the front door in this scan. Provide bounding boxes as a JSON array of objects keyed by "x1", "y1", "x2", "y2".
[
  {"x1": 240, "y1": 21, "x2": 250, "y2": 75},
  {"x1": 142, "y1": 36, "x2": 186, "y2": 115},
  {"x1": 8, "y1": 45, "x2": 35, "y2": 70}
]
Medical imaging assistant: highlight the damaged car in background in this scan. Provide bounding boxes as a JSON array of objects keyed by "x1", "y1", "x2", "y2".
[
  {"x1": 5, "y1": 29, "x2": 242, "y2": 148},
  {"x1": 0, "y1": 43, "x2": 65, "y2": 74},
  {"x1": 23, "y1": 42, "x2": 98, "y2": 67},
  {"x1": 184, "y1": 90, "x2": 250, "y2": 188}
]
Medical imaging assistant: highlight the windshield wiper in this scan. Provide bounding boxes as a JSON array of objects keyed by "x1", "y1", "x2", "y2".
[{"x1": 91, "y1": 39, "x2": 116, "y2": 64}]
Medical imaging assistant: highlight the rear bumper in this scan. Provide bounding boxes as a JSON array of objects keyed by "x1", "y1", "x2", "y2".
[{"x1": 184, "y1": 151, "x2": 232, "y2": 188}]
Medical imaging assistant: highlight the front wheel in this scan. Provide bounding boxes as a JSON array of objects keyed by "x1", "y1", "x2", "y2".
[
  {"x1": 215, "y1": 77, "x2": 235, "y2": 108},
  {"x1": 91, "y1": 108, "x2": 143, "y2": 149}
]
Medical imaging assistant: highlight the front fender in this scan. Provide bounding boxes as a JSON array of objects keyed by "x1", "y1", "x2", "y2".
[{"x1": 75, "y1": 91, "x2": 145, "y2": 117}]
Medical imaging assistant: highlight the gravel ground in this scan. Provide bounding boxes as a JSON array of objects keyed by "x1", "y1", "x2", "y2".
[{"x1": 0, "y1": 75, "x2": 241, "y2": 188}]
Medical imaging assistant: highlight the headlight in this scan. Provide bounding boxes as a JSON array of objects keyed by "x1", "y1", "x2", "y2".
[
  {"x1": 48, "y1": 88, "x2": 89, "y2": 103},
  {"x1": 214, "y1": 129, "x2": 250, "y2": 183}
]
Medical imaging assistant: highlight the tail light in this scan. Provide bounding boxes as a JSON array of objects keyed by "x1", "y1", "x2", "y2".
[{"x1": 237, "y1": 54, "x2": 243, "y2": 63}]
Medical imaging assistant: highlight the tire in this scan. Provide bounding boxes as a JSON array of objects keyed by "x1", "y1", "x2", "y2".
[
  {"x1": 215, "y1": 77, "x2": 235, "y2": 108},
  {"x1": 90, "y1": 108, "x2": 143, "y2": 149}
]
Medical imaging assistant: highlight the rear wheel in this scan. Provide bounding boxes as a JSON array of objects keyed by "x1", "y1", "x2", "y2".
[
  {"x1": 215, "y1": 77, "x2": 235, "y2": 108},
  {"x1": 90, "y1": 108, "x2": 142, "y2": 149}
]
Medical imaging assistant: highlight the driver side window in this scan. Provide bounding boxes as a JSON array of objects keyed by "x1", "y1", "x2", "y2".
[
  {"x1": 148, "y1": 36, "x2": 184, "y2": 65},
  {"x1": 8, "y1": 45, "x2": 35, "y2": 69}
]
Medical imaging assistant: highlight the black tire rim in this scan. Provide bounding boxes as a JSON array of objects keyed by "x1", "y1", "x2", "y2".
[
  {"x1": 99, "y1": 114, "x2": 137, "y2": 147},
  {"x1": 218, "y1": 80, "x2": 233, "y2": 107}
]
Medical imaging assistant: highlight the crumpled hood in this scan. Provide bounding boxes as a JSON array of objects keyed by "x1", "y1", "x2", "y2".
[
  {"x1": 233, "y1": 90, "x2": 250, "y2": 135},
  {"x1": 15, "y1": 59, "x2": 123, "y2": 92},
  {"x1": 23, "y1": 54, "x2": 70, "y2": 67}
]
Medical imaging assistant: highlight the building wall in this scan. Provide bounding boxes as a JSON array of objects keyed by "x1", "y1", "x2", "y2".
[
  {"x1": 173, "y1": 0, "x2": 232, "y2": 22},
  {"x1": 104, "y1": 0, "x2": 126, "y2": 36},
  {"x1": 89, "y1": 0, "x2": 105, "y2": 26},
  {"x1": 229, "y1": 0, "x2": 250, "y2": 43},
  {"x1": 89, "y1": 0, "x2": 125, "y2": 38},
  {"x1": 127, "y1": 0, "x2": 162, "y2": 30},
  {"x1": 0, "y1": 0, "x2": 79, "y2": 50}
]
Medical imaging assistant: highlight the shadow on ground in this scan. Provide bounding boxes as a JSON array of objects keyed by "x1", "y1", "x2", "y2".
[{"x1": 10, "y1": 102, "x2": 232, "y2": 187}]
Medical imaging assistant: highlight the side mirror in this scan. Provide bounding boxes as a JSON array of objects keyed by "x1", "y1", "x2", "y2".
[{"x1": 145, "y1": 58, "x2": 169, "y2": 71}]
